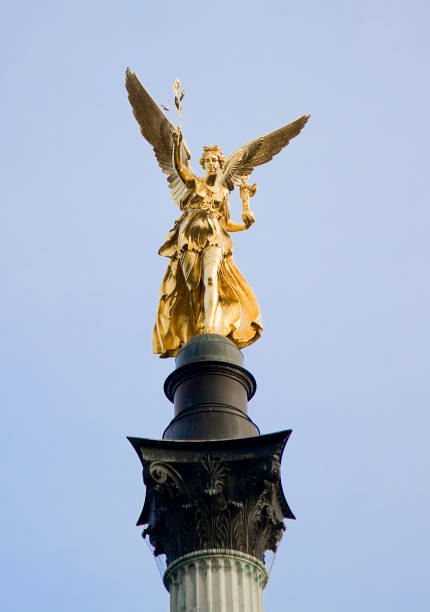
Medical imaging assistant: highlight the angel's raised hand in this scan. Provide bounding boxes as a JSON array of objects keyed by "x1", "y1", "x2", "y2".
[
  {"x1": 172, "y1": 128, "x2": 182, "y2": 146},
  {"x1": 242, "y1": 210, "x2": 255, "y2": 228}
]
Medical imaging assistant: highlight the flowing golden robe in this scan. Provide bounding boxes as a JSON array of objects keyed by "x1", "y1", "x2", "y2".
[{"x1": 153, "y1": 187, "x2": 262, "y2": 357}]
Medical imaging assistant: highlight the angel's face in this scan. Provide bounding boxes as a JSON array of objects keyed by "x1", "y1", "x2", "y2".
[{"x1": 203, "y1": 154, "x2": 220, "y2": 175}]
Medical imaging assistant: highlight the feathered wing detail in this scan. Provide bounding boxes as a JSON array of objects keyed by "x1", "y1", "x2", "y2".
[
  {"x1": 125, "y1": 68, "x2": 192, "y2": 207},
  {"x1": 219, "y1": 115, "x2": 310, "y2": 190}
]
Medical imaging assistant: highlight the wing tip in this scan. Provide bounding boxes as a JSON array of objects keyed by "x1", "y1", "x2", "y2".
[{"x1": 125, "y1": 67, "x2": 139, "y2": 88}]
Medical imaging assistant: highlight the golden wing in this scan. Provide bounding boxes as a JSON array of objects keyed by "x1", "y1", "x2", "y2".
[
  {"x1": 219, "y1": 115, "x2": 310, "y2": 191},
  {"x1": 125, "y1": 68, "x2": 192, "y2": 207}
]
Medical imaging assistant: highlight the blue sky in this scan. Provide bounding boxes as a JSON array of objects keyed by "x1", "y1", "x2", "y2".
[{"x1": 1, "y1": 1, "x2": 429, "y2": 610}]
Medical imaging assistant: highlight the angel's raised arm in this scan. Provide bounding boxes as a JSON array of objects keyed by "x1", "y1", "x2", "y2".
[{"x1": 172, "y1": 130, "x2": 196, "y2": 190}]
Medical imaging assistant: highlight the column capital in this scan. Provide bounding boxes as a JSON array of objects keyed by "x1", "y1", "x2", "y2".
[{"x1": 128, "y1": 431, "x2": 294, "y2": 566}]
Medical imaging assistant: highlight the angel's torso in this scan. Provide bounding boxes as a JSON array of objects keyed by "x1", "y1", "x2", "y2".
[
  {"x1": 183, "y1": 178, "x2": 229, "y2": 215},
  {"x1": 176, "y1": 177, "x2": 231, "y2": 254}
]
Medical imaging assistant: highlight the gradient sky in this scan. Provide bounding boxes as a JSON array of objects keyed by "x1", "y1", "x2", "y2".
[{"x1": 1, "y1": 1, "x2": 429, "y2": 610}]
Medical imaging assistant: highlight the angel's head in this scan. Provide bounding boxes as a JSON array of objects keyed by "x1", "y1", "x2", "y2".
[{"x1": 200, "y1": 145, "x2": 225, "y2": 176}]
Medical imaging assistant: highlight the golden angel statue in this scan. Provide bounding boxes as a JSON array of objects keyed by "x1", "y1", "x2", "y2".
[{"x1": 125, "y1": 68, "x2": 309, "y2": 358}]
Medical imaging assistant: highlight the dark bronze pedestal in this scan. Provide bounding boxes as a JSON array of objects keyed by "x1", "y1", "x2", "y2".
[{"x1": 129, "y1": 334, "x2": 294, "y2": 569}]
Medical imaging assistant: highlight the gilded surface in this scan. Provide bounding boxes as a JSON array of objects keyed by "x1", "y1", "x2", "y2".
[{"x1": 125, "y1": 68, "x2": 309, "y2": 357}]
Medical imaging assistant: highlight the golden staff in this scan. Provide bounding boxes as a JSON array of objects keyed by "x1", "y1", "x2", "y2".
[{"x1": 173, "y1": 79, "x2": 185, "y2": 130}]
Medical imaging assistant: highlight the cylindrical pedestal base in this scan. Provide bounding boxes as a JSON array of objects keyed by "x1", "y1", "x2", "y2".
[
  {"x1": 164, "y1": 549, "x2": 268, "y2": 612},
  {"x1": 163, "y1": 334, "x2": 259, "y2": 441}
]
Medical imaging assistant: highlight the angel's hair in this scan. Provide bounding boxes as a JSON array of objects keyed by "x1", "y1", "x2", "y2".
[{"x1": 199, "y1": 145, "x2": 225, "y2": 169}]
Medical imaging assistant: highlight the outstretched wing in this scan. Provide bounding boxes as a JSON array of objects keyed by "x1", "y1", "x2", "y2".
[
  {"x1": 219, "y1": 115, "x2": 310, "y2": 191},
  {"x1": 125, "y1": 68, "x2": 192, "y2": 207}
]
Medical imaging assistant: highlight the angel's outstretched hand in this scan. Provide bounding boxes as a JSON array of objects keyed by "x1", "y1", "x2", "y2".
[{"x1": 242, "y1": 210, "x2": 256, "y2": 228}]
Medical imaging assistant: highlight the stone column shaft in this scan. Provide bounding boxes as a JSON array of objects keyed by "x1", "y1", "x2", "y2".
[{"x1": 164, "y1": 550, "x2": 267, "y2": 612}]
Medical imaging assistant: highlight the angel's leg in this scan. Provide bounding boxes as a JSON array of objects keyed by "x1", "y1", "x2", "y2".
[
  {"x1": 202, "y1": 246, "x2": 222, "y2": 333},
  {"x1": 180, "y1": 250, "x2": 201, "y2": 290}
]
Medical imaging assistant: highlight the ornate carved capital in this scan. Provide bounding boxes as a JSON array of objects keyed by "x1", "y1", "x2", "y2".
[{"x1": 128, "y1": 431, "x2": 294, "y2": 566}]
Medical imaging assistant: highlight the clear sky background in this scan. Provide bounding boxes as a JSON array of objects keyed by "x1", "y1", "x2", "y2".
[{"x1": 1, "y1": 0, "x2": 429, "y2": 610}]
